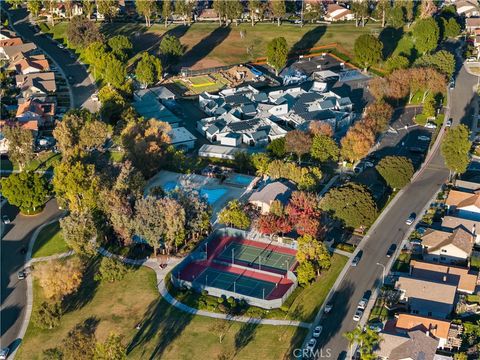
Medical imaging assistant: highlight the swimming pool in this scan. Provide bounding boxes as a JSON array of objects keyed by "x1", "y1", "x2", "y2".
[
  {"x1": 228, "y1": 174, "x2": 254, "y2": 186},
  {"x1": 162, "y1": 181, "x2": 226, "y2": 205}
]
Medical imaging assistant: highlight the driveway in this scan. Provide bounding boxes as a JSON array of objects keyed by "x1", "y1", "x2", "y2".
[
  {"x1": 2, "y1": 4, "x2": 98, "y2": 112},
  {"x1": 311, "y1": 60, "x2": 478, "y2": 358},
  {"x1": 1, "y1": 199, "x2": 63, "y2": 351}
]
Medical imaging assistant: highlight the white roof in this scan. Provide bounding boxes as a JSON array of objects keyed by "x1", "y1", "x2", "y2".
[{"x1": 169, "y1": 127, "x2": 196, "y2": 144}]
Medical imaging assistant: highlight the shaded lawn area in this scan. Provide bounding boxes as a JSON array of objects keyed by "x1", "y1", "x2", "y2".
[
  {"x1": 108, "y1": 150, "x2": 125, "y2": 163},
  {"x1": 392, "y1": 252, "x2": 411, "y2": 273},
  {"x1": 32, "y1": 221, "x2": 70, "y2": 258},
  {"x1": 18, "y1": 262, "x2": 306, "y2": 360},
  {"x1": 47, "y1": 21, "x2": 381, "y2": 69},
  {"x1": 0, "y1": 152, "x2": 60, "y2": 173}
]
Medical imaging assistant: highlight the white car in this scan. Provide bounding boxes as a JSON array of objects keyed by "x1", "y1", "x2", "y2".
[
  {"x1": 17, "y1": 271, "x2": 26, "y2": 280},
  {"x1": 0, "y1": 348, "x2": 9, "y2": 360},
  {"x1": 312, "y1": 326, "x2": 323, "y2": 338},
  {"x1": 364, "y1": 161, "x2": 374, "y2": 168},
  {"x1": 425, "y1": 122, "x2": 437, "y2": 129},
  {"x1": 2, "y1": 215, "x2": 10, "y2": 224},
  {"x1": 324, "y1": 302, "x2": 333, "y2": 314},
  {"x1": 417, "y1": 135, "x2": 430, "y2": 141},
  {"x1": 306, "y1": 338, "x2": 317, "y2": 351},
  {"x1": 358, "y1": 299, "x2": 367, "y2": 310},
  {"x1": 353, "y1": 309, "x2": 363, "y2": 322},
  {"x1": 57, "y1": 43, "x2": 65, "y2": 49}
]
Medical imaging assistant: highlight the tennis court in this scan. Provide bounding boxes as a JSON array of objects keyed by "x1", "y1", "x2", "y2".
[
  {"x1": 216, "y1": 241, "x2": 296, "y2": 272},
  {"x1": 194, "y1": 267, "x2": 276, "y2": 299}
]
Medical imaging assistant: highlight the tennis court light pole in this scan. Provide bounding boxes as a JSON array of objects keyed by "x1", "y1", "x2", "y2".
[
  {"x1": 259, "y1": 256, "x2": 262, "y2": 270},
  {"x1": 234, "y1": 281, "x2": 236, "y2": 293},
  {"x1": 262, "y1": 288, "x2": 265, "y2": 300},
  {"x1": 232, "y1": 248, "x2": 234, "y2": 265},
  {"x1": 205, "y1": 275, "x2": 208, "y2": 287}
]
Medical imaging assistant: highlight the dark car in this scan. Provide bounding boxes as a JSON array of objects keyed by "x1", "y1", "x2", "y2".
[
  {"x1": 386, "y1": 244, "x2": 397, "y2": 257},
  {"x1": 351, "y1": 250, "x2": 363, "y2": 267}
]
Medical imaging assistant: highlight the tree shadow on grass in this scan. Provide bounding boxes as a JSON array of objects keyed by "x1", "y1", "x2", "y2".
[
  {"x1": 379, "y1": 27, "x2": 404, "y2": 60},
  {"x1": 127, "y1": 298, "x2": 193, "y2": 359},
  {"x1": 289, "y1": 26, "x2": 327, "y2": 56},
  {"x1": 62, "y1": 256, "x2": 101, "y2": 313},
  {"x1": 234, "y1": 320, "x2": 259, "y2": 355},
  {"x1": 179, "y1": 26, "x2": 231, "y2": 70}
]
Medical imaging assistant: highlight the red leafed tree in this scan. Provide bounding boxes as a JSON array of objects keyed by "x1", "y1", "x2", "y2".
[
  {"x1": 296, "y1": 215, "x2": 322, "y2": 237},
  {"x1": 309, "y1": 121, "x2": 333, "y2": 137},
  {"x1": 256, "y1": 214, "x2": 292, "y2": 235},
  {"x1": 285, "y1": 191, "x2": 320, "y2": 218}
]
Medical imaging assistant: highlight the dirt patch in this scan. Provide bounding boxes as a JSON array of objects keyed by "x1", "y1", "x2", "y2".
[{"x1": 187, "y1": 58, "x2": 226, "y2": 70}]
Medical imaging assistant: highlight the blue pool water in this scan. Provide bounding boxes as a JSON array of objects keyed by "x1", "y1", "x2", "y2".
[
  {"x1": 162, "y1": 181, "x2": 226, "y2": 205},
  {"x1": 230, "y1": 175, "x2": 253, "y2": 186}
]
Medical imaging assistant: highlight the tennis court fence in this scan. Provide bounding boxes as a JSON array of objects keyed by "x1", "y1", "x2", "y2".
[{"x1": 218, "y1": 227, "x2": 298, "y2": 250}]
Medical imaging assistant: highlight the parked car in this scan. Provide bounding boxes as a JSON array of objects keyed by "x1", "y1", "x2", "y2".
[
  {"x1": 446, "y1": 118, "x2": 453, "y2": 127},
  {"x1": 351, "y1": 250, "x2": 363, "y2": 267},
  {"x1": 0, "y1": 348, "x2": 9, "y2": 360},
  {"x1": 312, "y1": 326, "x2": 323, "y2": 338},
  {"x1": 425, "y1": 122, "x2": 437, "y2": 129},
  {"x1": 2, "y1": 215, "x2": 10, "y2": 224},
  {"x1": 324, "y1": 302, "x2": 333, "y2": 314},
  {"x1": 364, "y1": 161, "x2": 374, "y2": 168},
  {"x1": 353, "y1": 309, "x2": 363, "y2": 322},
  {"x1": 417, "y1": 135, "x2": 430, "y2": 141},
  {"x1": 386, "y1": 243, "x2": 397, "y2": 257},
  {"x1": 358, "y1": 299, "x2": 367, "y2": 310},
  {"x1": 306, "y1": 338, "x2": 317, "y2": 351},
  {"x1": 57, "y1": 43, "x2": 65, "y2": 49},
  {"x1": 17, "y1": 270, "x2": 26, "y2": 280},
  {"x1": 368, "y1": 322, "x2": 384, "y2": 332},
  {"x1": 405, "y1": 213, "x2": 416, "y2": 225},
  {"x1": 410, "y1": 238, "x2": 422, "y2": 246}
]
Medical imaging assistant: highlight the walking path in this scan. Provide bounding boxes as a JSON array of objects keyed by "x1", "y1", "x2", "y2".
[
  {"x1": 99, "y1": 247, "x2": 311, "y2": 328},
  {"x1": 29, "y1": 250, "x2": 74, "y2": 264}
]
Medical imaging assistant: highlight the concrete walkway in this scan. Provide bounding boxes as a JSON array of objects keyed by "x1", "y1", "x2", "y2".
[
  {"x1": 98, "y1": 247, "x2": 311, "y2": 328},
  {"x1": 29, "y1": 250, "x2": 74, "y2": 264}
]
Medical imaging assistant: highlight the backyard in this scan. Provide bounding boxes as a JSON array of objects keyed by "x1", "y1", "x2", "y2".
[
  {"x1": 32, "y1": 221, "x2": 70, "y2": 258},
  {"x1": 17, "y1": 260, "x2": 306, "y2": 360}
]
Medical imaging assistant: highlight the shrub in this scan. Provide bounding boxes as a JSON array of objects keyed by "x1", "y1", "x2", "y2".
[
  {"x1": 95, "y1": 257, "x2": 129, "y2": 282},
  {"x1": 42, "y1": 348, "x2": 64, "y2": 360},
  {"x1": 33, "y1": 301, "x2": 62, "y2": 329}
]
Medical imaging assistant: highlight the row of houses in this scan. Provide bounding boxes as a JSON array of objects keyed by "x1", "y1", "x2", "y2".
[
  {"x1": 197, "y1": 81, "x2": 354, "y2": 148},
  {"x1": 374, "y1": 176, "x2": 480, "y2": 359}
]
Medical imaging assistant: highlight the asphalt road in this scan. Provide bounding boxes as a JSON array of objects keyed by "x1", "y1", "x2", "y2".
[
  {"x1": 2, "y1": 4, "x2": 98, "y2": 111},
  {"x1": 314, "y1": 61, "x2": 478, "y2": 358},
  {"x1": 0, "y1": 200, "x2": 63, "y2": 352}
]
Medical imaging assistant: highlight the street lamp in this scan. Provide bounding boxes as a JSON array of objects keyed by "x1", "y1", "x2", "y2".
[{"x1": 376, "y1": 263, "x2": 386, "y2": 286}]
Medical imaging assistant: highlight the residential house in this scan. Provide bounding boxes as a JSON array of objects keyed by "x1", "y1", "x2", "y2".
[
  {"x1": 395, "y1": 276, "x2": 457, "y2": 318},
  {"x1": 441, "y1": 215, "x2": 480, "y2": 245},
  {"x1": 168, "y1": 127, "x2": 196, "y2": 150},
  {"x1": 445, "y1": 189, "x2": 480, "y2": 220},
  {"x1": 454, "y1": 179, "x2": 480, "y2": 192},
  {"x1": 421, "y1": 227, "x2": 474, "y2": 265},
  {"x1": 0, "y1": 29, "x2": 16, "y2": 40},
  {"x1": 132, "y1": 88, "x2": 181, "y2": 128},
  {"x1": 324, "y1": 4, "x2": 354, "y2": 22},
  {"x1": 455, "y1": 0, "x2": 480, "y2": 17},
  {"x1": 248, "y1": 181, "x2": 295, "y2": 214},
  {"x1": 466, "y1": 17, "x2": 480, "y2": 33},
  {"x1": 14, "y1": 56, "x2": 50, "y2": 75},
  {"x1": 15, "y1": 98, "x2": 55, "y2": 129},
  {"x1": 195, "y1": 8, "x2": 220, "y2": 22},
  {"x1": 198, "y1": 144, "x2": 247, "y2": 160},
  {"x1": 395, "y1": 314, "x2": 451, "y2": 348},
  {"x1": 0, "y1": 37, "x2": 23, "y2": 48},
  {"x1": 16, "y1": 72, "x2": 57, "y2": 99},
  {"x1": 0, "y1": 42, "x2": 37, "y2": 60},
  {"x1": 375, "y1": 330, "x2": 438, "y2": 360},
  {"x1": 410, "y1": 260, "x2": 478, "y2": 294}
]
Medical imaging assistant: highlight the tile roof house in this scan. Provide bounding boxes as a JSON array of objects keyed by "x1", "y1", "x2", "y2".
[
  {"x1": 455, "y1": 0, "x2": 480, "y2": 17},
  {"x1": 395, "y1": 276, "x2": 457, "y2": 318},
  {"x1": 410, "y1": 260, "x2": 478, "y2": 294},
  {"x1": 0, "y1": 42, "x2": 37, "y2": 60},
  {"x1": 376, "y1": 330, "x2": 438, "y2": 360},
  {"x1": 446, "y1": 189, "x2": 480, "y2": 220},
  {"x1": 440, "y1": 215, "x2": 480, "y2": 245},
  {"x1": 248, "y1": 181, "x2": 296, "y2": 214},
  {"x1": 466, "y1": 17, "x2": 480, "y2": 32},
  {"x1": 0, "y1": 37, "x2": 23, "y2": 47},
  {"x1": 15, "y1": 98, "x2": 55, "y2": 129},
  {"x1": 395, "y1": 314, "x2": 451, "y2": 348},
  {"x1": 421, "y1": 227, "x2": 474, "y2": 265},
  {"x1": 14, "y1": 57, "x2": 50, "y2": 75},
  {"x1": 324, "y1": 4, "x2": 355, "y2": 22},
  {"x1": 15, "y1": 72, "x2": 57, "y2": 98}
]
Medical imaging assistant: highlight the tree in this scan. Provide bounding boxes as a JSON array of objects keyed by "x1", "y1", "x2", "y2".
[
  {"x1": 95, "y1": 257, "x2": 129, "y2": 282},
  {"x1": 296, "y1": 234, "x2": 331, "y2": 276},
  {"x1": 27, "y1": 0, "x2": 42, "y2": 17},
  {"x1": 3, "y1": 125, "x2": 34, "y2": 170},
  {"x1": 454, "y1": 354, "x2": 468, "y2": 360},
  {"x1": 351, "y1": 0, "x2": 370, "y2": 27},
  {"x1": 285, "y1": 130, "x2": 312, "y2": 163},
  {"x1": 309, "y1": 122, "x2": 333, "y2": 137},
  {"x1": 387, "y1": 2, "x2": 405, "y2": 28},
  {"x1": 35, "y1": 257, "x2": 85, "y2": 301},
  {"x1": 83, "y1": 41, "x2": 109, "y2": 78},
  {"x1": 321, "y1": 182, "x2": 377, "y2": 229},
  {"x1": 162, "y1": 0, "x2": 172, "y2": 27},
  {"x1": 256, "y1": 213, "x2": 292, "y2": 236},
  {"x1": 375, "y1": 0, "x2": 390, "y2": 28},
  {"x1": 82, "y1": 0, "x2": 95, "y2": 19},
  {"x1": 136, "y1": 0, "x2": 157, "y2": 27},
  {"x1": 344, "y1": 327, "x2": 382, "y2": 359},
  {"x1": 94, "y1": 333, "x2": 127, "y2": 360},
  {"x1": 174, "y1": 0, "x2": 195, "y2": 26},
  {"x1": 363, "y1": 101, "x2": 394, "y2": 134},
  {"x1": 1, "y1": 172, "x2": 50, "y2": 214},
  {"x1": 422, "y1": 92, "x2": 436, "y2": 118},
  {"x1": 67, "y1": 16, "x2": 103, "y2": 48},
  {"x1": 248, "y1": 0, "x2": 263, "y2": 26},
  {"x1": 376, "y1": 156, "x2": 414, "y2": 190},
  {"x1": 171, "y1": 189, "x2": 211, "y2": 242},
  {"x1": 251, "y1": 153, "x2": 271, "y2": 176},
  {"x1": 340, "y1": 123, "x2": 375, "y2": 163},
  {"x1": 135, "y1": 52, "x2": 163, "y2": 87},
  {"x1": 354, "y1": 34, "x2": 383, "y2": 71},
  {"x1": 6, "y1": 0, "x2": 22, "y2": 9},
  {"x1": 412, "y1": 18, "x2": 440, "y2": 54},
  {"x1": 160, "y1": 35, "x2": 184, "y2": 60},
  {"x1": 96, "y1": 0, "x2": 119, "y2": 22},
  {"x1": 267, "y1": 137, "x2": 286, "y2": 157},
  {"x1": 53, "y1": 160, "x2": 100, "y2": 213},
  {"x1": 210, "y1": 319, "x2": 230, "y2": 344},
  {"x1": 444, "y1": 17, "x2": 461, "y2": 38},
  {"x1": 270, "y1": 0, "x2": 286, "y2": 26},
  {"x1": 415, "y1": 50, "x2": 455, "y2": 78},
  {"x1": 385, "y1": 55, "x2": 410, "y2": 73},
  {"x1": 108, "y1": 35, "x2": 132, "y2": 62},
  {"x1": 60, "y1": 212, "x2": 99, "y2": 254},
  {"x1": 296, "y1": 261, "x2": 316, "y2": 285},
  {"x1": 63, "y1": 322, "x2": 96, "y2": 360},
  {"x1": 310, "y1": 135, "x2": 339, "y2": 163},
  {"x1": 32, "y1": 301, "x2": 62, "y2": 329},
  {"x1": 218, "y1": 200, "x2": 251, "y2": 229},
  {"x1": 441, "y1": 124, "x2": 472, "y2": 174},
  {"x1": 213, "y1": 0, "x2": 227, "y2": 26},
  {"x1": 43, "y1": 348, "x2": 64, "y2": 360},
  {"x1": 225, "y1": 0, "x2": 244, "y2": 26},
  {"x1": 103, "y1": 53, "x2": 127, "y2": 88},
  {"x1": 266, "y1": 37, "x2": 288, "y2": 76}
]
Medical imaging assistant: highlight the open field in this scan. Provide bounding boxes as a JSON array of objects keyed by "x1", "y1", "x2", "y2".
[
  {"x1": 45, "y1": 21, "x2": 382, "y2": 70},
  {"x1": 17, "y1": 260, "x2": 306, "y2": 360},
  {"x1": 32, "y1": 221, "x2": 70, "y2": 258}
]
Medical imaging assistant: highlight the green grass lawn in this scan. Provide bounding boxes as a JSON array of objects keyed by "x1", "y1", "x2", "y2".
[
  {"x1": 392, "y1": 252, "x2": 411, "y2": 273},
  {"x1": 32, "y1": 221, "x2": 70, "y2": 258},
  {"x1": 17, "y1": 261, "x2": 306, "y2": 360},
  {"x1": 108, "y1": 150, "x2": 125, "y2": 163}
]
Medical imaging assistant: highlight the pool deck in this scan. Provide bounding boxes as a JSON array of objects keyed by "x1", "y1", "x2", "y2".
[{"x1": 146, "y1": 170, "x2": 252, "y2": 217}]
